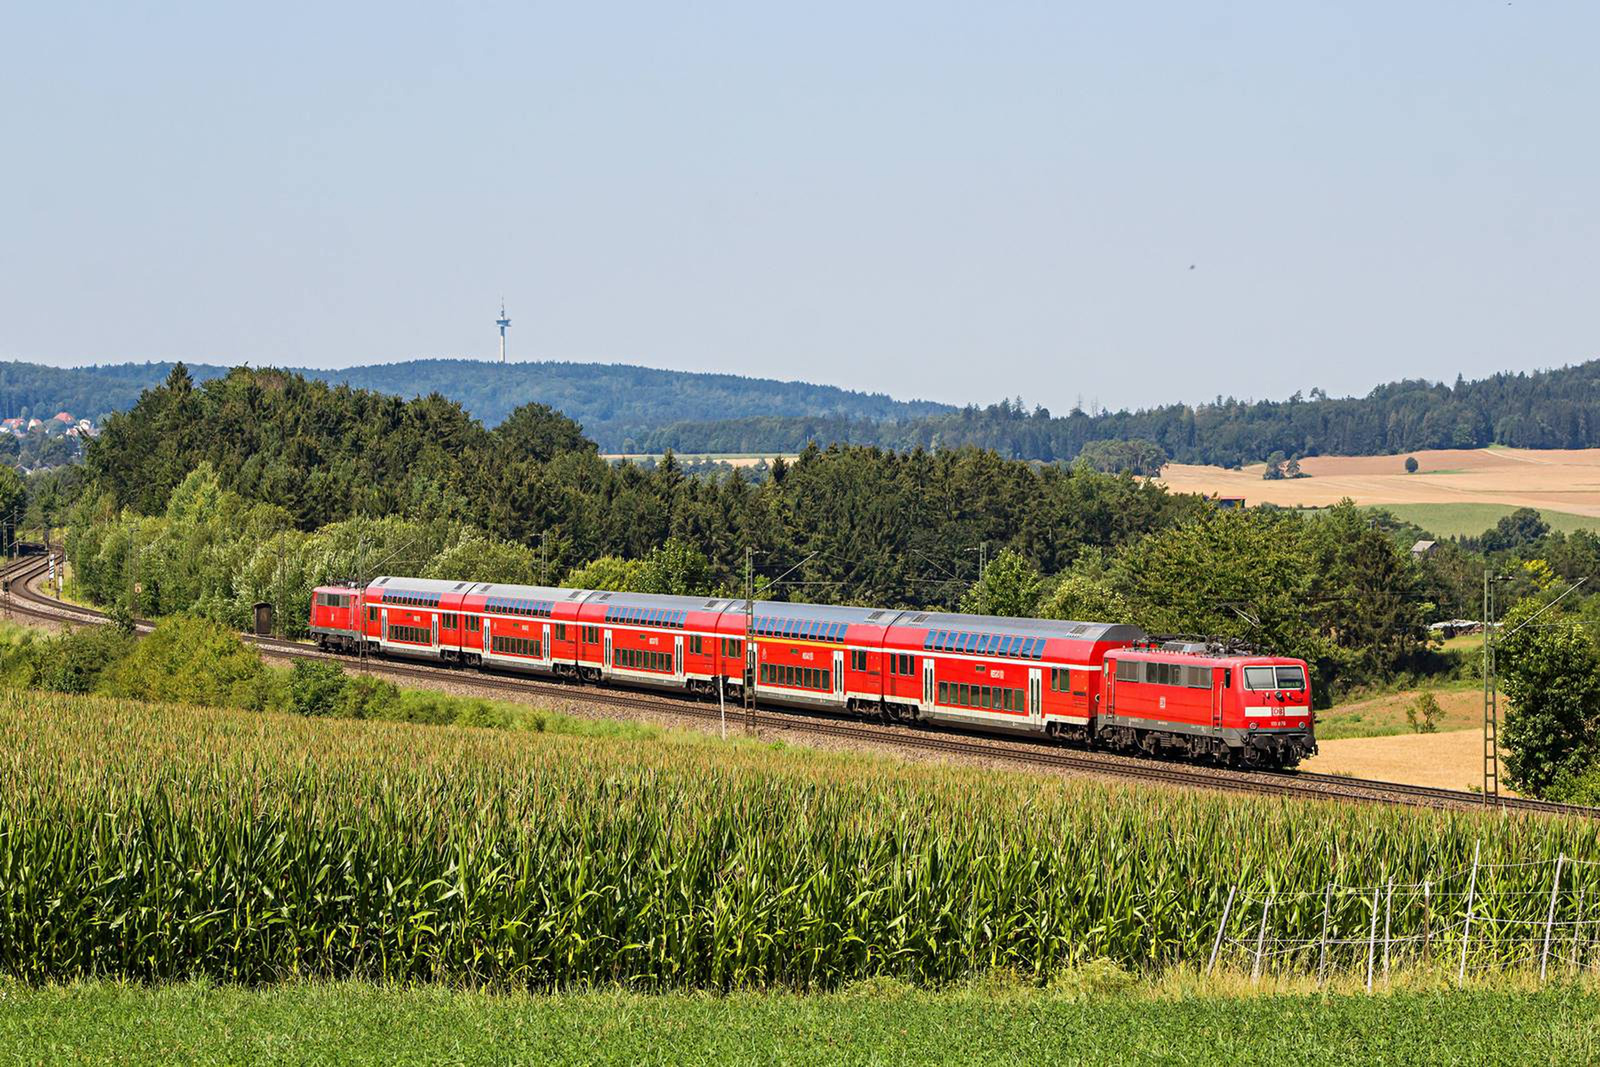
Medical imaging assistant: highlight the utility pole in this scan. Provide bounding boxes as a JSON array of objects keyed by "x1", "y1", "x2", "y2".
[
  {"x1": 1481, "y1": 572, "x2": 1523, "y2": 804},
  {"x1": 744, "y1": 545, "x2": 755, "y2": 733},
  {"x1": 540, "y1": 530, "x2": 549, "y2": 586}
]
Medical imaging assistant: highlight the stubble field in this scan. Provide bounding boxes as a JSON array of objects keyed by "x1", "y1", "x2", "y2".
[{"x1": 1158, "y1": 446, "x2": 1600, "y2": 537}]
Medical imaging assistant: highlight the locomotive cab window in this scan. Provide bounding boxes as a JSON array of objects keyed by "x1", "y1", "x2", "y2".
[
  {"x1": 1244, "y1": 665, "x2": 1306, "y2": 690},
  {"x1": 1244, "y1": 665, "x2": 1305, "y2": 690}
]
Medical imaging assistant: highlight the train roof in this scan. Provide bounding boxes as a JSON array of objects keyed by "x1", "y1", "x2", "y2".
[
  {"x1": 888, "y1": 609, "x2": 1145, "y2": 645},
  {"x1": 584, "y1": 590, "x2": 746, "y2": 613},
  {"x1": 371, "y1": 576, "x2": 591, "y2": 602},
  {"x1": 751, "y1": 601, "x2": 902, "y2": 625}
]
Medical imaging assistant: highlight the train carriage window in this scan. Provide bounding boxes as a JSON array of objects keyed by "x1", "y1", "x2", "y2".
[
  {"x1": 938, "y1": 681, "x2": 949, "y2": 703},
  {"x1": 442, "y1": 614, "x2": 457, "y2": 629},
  {"x1": 1115, "y1": 659, "x2": 1139, "y2": 682},
  {"x1": 554, "y1": 624, "x2": 567, "y2": 641}
]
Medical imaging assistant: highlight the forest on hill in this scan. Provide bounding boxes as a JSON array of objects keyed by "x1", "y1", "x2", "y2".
[
  {"x1": 640, "y1": 361, "x2": 1600, "y2": 466},
  {"x1": 0, "y1": 359, "x2": 949, "y2": 452},
  {"x1": 7, "y1": 356, "x2": 1600, "y2": 467}
]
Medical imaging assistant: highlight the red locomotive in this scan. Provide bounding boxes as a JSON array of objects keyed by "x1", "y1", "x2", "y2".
[{"x1": 311, "y1": 577, "x2": 1316, "y2": 768}]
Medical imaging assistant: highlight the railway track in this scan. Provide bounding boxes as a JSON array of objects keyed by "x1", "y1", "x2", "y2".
[{"x1": 4, "y1": 549, "x2": 1594, "y2": 818}]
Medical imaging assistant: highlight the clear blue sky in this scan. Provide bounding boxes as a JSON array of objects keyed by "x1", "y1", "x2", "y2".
[{"x1": 3, "y1": 2, "x2": 1596, "y2": 413}]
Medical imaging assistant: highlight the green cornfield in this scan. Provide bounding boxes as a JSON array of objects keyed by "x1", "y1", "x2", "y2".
[{"x1": 0, "y1": 688, "x2": 1597, "y2": 989}]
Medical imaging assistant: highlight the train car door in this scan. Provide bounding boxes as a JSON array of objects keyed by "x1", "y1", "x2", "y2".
[
  {"x1": 603, "y1": 629, "x2": 613, "y2": 677},
  {"x1": 1028, "y1": 668, "x2": 1043, "y2": 723},
  {"x1": 481, "y1": 616, "x2": 489, "y2": 658},
  {"x1": 381, "y1": 607, "x2": 389, "y2": 644},
  {"x1": 543, "y1": 623, "x2": 551, "y2": 665},
  {"x1": 1211, "y1": 668, "x2": 1224, "y2": 732},
  {"x1": 674, "y1": 635, "x2": 683, "y2": 679},
  {"x1": 748, "y1": 640, "x2": 758, "y2": 692},
  {"x1": 431, "y1": 613, "x2": 439, "y2": 650},
  {"x1": 833, "y1": 649, "x2": 844, "y2": 699},
  {"x1": 922, "y1": 658, "x2": 935, "y2": 711}
]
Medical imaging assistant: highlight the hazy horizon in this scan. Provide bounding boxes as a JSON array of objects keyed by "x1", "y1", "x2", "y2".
[
  {"x1": 5, "y1": 353, "x2": 1592, "y2": 416},
  {"x1": 5, "y1": 3, "x2": 1596, "y2": 413}
]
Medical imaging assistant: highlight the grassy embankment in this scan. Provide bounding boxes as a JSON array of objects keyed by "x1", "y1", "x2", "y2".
[{"x1": 6, "y1": 979, "x2": 1600, "y2": 1065}]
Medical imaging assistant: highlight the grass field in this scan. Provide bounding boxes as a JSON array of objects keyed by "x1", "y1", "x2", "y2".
[
  {"x1": 1315, "y1": 685, "x2": 1481, "y2": 740},
  {"x1": 1158, "y1": 446, "x2": 1600, "y2": 534},
  {"x1": 6, "y1": 980, "x2": 1600, "y2": 1065},
  {"x1": 1371, "y1": 502, "x2": 1598, "y2": 539}
]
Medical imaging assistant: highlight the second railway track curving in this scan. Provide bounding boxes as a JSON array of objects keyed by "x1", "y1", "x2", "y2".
[{"x1": 3, "y1": 550, "x2": 1592, "y2": 819}]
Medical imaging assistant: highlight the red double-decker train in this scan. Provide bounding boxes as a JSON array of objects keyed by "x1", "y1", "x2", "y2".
[{"x1": 310, "y1": 576, "x2": 1316, "y2": 768}]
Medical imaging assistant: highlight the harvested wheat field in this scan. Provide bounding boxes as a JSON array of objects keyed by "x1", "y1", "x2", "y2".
[
  {"x1": 1302, "y1": 728, "x2": 1512, "y2": 795},
  {"x1": 1159, "y1": 447, "x2": 1600, "y2": 532}
]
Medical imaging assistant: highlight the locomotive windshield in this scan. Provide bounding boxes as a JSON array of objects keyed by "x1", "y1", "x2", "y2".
[{"x1": 1244, "y1": 665, "x2": 1306, "y2": 691}]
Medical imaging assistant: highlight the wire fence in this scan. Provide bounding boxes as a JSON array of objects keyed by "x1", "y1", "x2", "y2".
[{"x1": 1208, "y1": 844, "x2": 1600, "y2": 987}]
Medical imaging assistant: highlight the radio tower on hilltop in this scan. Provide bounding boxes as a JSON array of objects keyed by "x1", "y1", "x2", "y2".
[{"x1": 496, "y1": 299, "x2": 511, "y2": 363}]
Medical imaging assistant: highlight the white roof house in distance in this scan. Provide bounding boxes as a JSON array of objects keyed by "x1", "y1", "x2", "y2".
[{"x1": 1410, "y1": 540, "x2": 1437, "y2": 558}]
